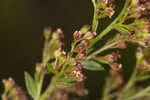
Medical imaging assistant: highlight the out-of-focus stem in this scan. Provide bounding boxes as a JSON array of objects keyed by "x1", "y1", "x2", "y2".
[{"x1": 126, "y1": 86, "x2": 150, "y2": 100}]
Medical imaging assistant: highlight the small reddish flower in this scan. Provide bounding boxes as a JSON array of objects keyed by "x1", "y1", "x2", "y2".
[
  {"x1": 76, "y1": 52, "x2": 87, "y2": 61},
  {"x1": 73, "y1": 31, "x2": 82, "y2": 40}
]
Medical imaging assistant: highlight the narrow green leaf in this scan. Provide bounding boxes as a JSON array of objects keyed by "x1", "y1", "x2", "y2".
[
  {"x1": 82, "y1": 60, "x2": 105, "y2": 71},
  {"x1": 94, "y1": 57, "x2": 109, "y2": 64},
  {"x1": 56, "y1": 81, "x2": 73, "y2": 88},
  {"x1": 25, "y1": 72, "x2": 37, "y2": 98},
  {"x1": 46, "y1": 63, "x2": 57, "y2": 73},
  {"x1": 114, "y1": 25, "x2": 130, "y2": 34},
  {"x1": 59, "y1": 77, "x2": 76, "y2": 83}
]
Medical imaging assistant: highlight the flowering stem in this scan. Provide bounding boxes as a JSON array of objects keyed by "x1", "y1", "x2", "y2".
[
  {"x1": 87, "y1": 41, "x2": 119, "y2": 59},
  {"x1": 88, "y1": 0, "x2": 131, "y2": 50},
  {"x1": 92, "y1": 0, "x2": 99, "y2": 32}
]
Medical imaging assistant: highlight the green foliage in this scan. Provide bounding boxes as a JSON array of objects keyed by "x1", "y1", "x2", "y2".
[
  {"x1": 114, "y1": 24, "x2": 131, "y2": 34},
  {"x1": 46, "y1": 63, "x2": 57, "y2": 74},
  {"x1": 25, "y1": 72, "x2": 37, "y2": 99},
  {"x1": 83, "y1": 60, "x2": 105, "y2": 71}
]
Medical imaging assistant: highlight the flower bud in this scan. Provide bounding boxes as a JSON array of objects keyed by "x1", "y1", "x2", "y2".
[
  {"x1": 76, "y1": 53, "x2": 87, "y2": 61},
  {"x1": 136, "y1": 47, "x2": 143, "y2": 60},
  {"x1": 54, "y1": 48, "x2": 62, "y2": 58},
  {"x1": 106, "y1": 7, "x2": 115, "y2": 18},
  {"x1": 2, "y1": 77, "x2": 15, "y2": 92},
  {"x1": 74, "y1": 40, "x2": 89, "y2": 53},
  {"x1": 83, "y1": 31, "x2": 96, "y2": 40},
  {"x1": 80, "y1": 25, "x2": 90, "y2": 34},
  {"x1": 110, "y1": 63, "x2": 122, "y2": 71},
  {"x1": 132, "y1": 0, "x2": 139, "y2": 5},
  {"x1": 52, "y1": 28, "x2": 63, "y2": 40},
  {"x1": 104, "y1": 52, "x2": 120, "y2": 63},
  {"x1": 73, "y1": 31, "x2": 82, "y2": 40},
  {"x1": 44, "y1": 27, "x2": 52, "y2": 40},
  {"x1": 36, "y1": 63, "x2": 44, "y2": 73}
]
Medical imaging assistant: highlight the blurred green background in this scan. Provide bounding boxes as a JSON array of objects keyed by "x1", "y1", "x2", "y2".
[{"x1": 0, "y1": 0, "x2": 137, "y2": 100}]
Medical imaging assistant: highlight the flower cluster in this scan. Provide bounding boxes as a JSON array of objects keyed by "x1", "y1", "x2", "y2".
[
  {"x1": 127, "y1": 0, "x2": 150, "y2": 19},
  {"x1": 70, "y1": 25, "x2": 96, "y2": 81},
  {"x1": 43, "y1": 25, "x2": 96, "y2": 82},
  {"x1": 96, "y1": 0, "x2": 115, "y2": 18},
  {"x1": 103, "y1": 52, "x2": 122, "y2": 71},
  {"x1": 2, "y1": 78, "x2": 28, "y2": 100},
  {"x1": 43, "y1": 27, "x2": 64, "y2": 65},
  {"x1": 49, "y1": 82, "x2": 88, "y2": 100}
]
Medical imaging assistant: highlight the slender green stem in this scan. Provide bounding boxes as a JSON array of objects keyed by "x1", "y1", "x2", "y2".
[
  {"x1": 91, "y1": 0, "x2": 99, "y2": 32},
  {"x1": 123, "y1": 58, "x2": 142, "y2": 92},
  {"x1": 88, "y1": 0, "x2": 131, "y2": 50},
  {"x1": 101, "y1": 78, "x2": 110, "y2": 100},
  {"x1": 87, "y1": 41, "x2": 119, "y2": 59},
  {"x1": 123, "y1": 67, "x2": 137, "y2": 92},
  {"x1": 91, "y1": 0, "x2": 98, "y2": 32},
  {"x1": 126, "y1": 86, "x2": 150, "y2": 100}
]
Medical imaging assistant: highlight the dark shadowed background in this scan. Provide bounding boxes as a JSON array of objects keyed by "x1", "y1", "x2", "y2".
[{"x1": 0, "y1": 0, "x2": 136, "y2": 100}]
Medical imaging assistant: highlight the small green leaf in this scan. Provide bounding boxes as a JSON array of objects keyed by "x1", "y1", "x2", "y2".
[
  {"x1": 82, "y1": 60, "x2": 105, "y2": 71},
  {"x1": 114, "y1": 25, "x2": 130, "y2": 34},
  {"x1": 25, "y1": 72, "x2": 37, "y2": 99},
  {"x1": 94, "y1": 57, "x2": 109, "y2": 64},
  {"x1": 46, "y1": 63, "x2": 57, "y2": 73}
]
